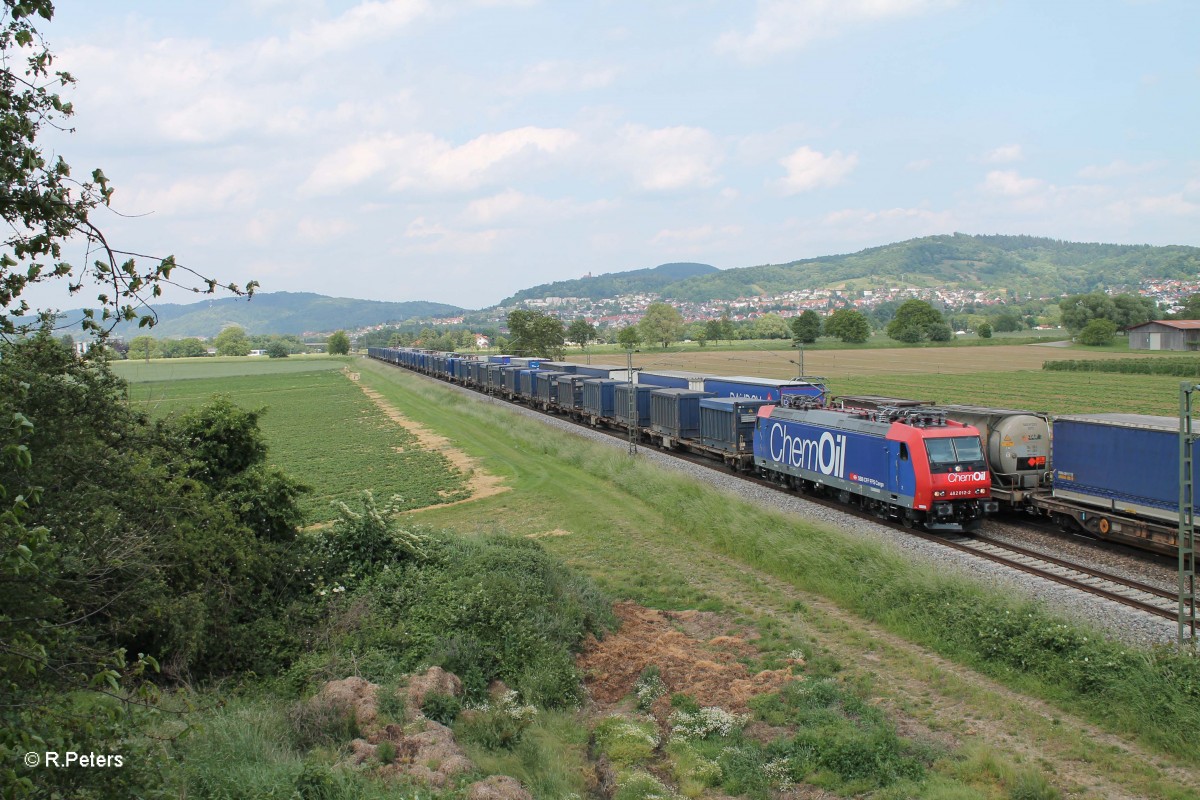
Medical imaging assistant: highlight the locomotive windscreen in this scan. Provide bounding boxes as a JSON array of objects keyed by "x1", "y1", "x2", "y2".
[{"x1": 924, "y1": 437, "x2": 986, "y2": 473}]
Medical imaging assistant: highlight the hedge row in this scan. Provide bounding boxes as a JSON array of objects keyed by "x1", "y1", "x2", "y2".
[{"x1": 1043, "y1": 357, "x2": 1200, "y2": 376}]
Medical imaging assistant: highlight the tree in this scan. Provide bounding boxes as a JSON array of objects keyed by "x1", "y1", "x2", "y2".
[
  {"x1": 214, "y1": 324, "x2": 251, "y2": 356},
  {"x1": 327, "y1": 330, "x2": 351, "y2": 355},
  {"x1": 639, "y1": 302, "x2": 684, "y2": 348},
  {"x1": 617, "y1": 325, "x2": 642, "y2": 349},
  {"x1": 506, "y1": 310, "x2": 566, "y2": 358},
  {"x1": 1078, "y1": 318, "x2": 1119, "y2": 346},
  {"x1": 992, "y1": 311, "x2": 1023, "y2": 332},
  {"x1": 791, "y1": 310, "x2": 821, "y2": 344},
  {"x1": 886, "y1": 300, "x2": 946, "y2": 342},
  {"x1": 752, "y1": 312, "x2": 791, "y2": 340},
  {"x1": 824, "y1": 309, "x2": 871, "y2": 343},
  {"x1": 0, "y1": 1, "x2": 255, "y2": 339},
  {"x1": 976, "y1": 321, "x2": 993, "y2": 338},
  {"x1": 128, "y1": 334, "x2": 160, "y2": 361},
  {"x1": 566, "y1": 318, "x2": 596, "y2": 349},
  {"x1": 704, "y1": 319, "x2": 725, "y2": 346},
  {"x1": 1178, "y1": 293, "x2": 1200, "y2": 320},
  {"x1": 266, "y1": 340, "x2": 290, "y2": 358},
  {"x1": 1056, "y1": 292, "x2": 1156, "y2": 332}
]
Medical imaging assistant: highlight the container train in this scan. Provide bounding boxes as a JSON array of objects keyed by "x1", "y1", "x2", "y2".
[
  {"x1": 367, "y1": 347, "x2": 1188, "y2": 553},
  {"x1": 368, "y1": 347, "x2": 997, "y2": 532}
]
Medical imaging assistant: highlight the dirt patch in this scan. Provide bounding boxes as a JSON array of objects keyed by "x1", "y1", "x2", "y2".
[
  {"x1": 526, "y1": 528, "x2": 572, "y2": 539},
  {"x1": 346, "y1": 370, "x2": 508, "y2": 508},
  {"x1": 577, "y1": 601, "x2": 799, "y2": 717}
]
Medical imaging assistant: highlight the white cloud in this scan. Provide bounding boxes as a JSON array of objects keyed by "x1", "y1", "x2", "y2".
[
  {"x1": 717, "y1": 0, "x2": 957, "y2": 60},
  {"x1": 506, "y1": 60, "x2": 619, "y2": 95},
  {"x1": 463, "y1": 190, "x2": 614, "y2": 224},
  {"x1": 297, "y1": 216, "x2": 355, "y2": 243},
  {"x1": 302, "y1": 126, "x2": 578, "y2": 195},
  {"x1": 1078, "y1": 160, "x2": 1163, "y2": 180},
  {"x1": 614, "y1": 125, "x2": 723, "y2": 191},
  {"x1": 984, "y1": 144, "x2": 1023, "y2": 163},
  {"x1": 775, "y1": 146, "x2": 857, "y2": 193},
  {"x1": 121, "y1": 170, "x2": 261, "y2": 216},
  {"x1": 981, "y1": 170, "x2": 1043, "y2": 196},
  {"x1": 401, "y1": 217, "x2": 505, "y2": 254},
  {"x1": 651, "y1": 225, "x2": 743, "y2": 246},
  {"x1": 256, "y1": 0, "x2": 431, "y2": 63}
]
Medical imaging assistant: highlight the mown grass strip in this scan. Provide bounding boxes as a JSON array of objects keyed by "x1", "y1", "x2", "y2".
[{"x1": 357, "y1": 359, "x2": 1200, "y2": 768}]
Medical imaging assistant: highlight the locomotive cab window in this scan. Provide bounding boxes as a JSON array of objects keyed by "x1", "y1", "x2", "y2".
[{"x1": 925, "y1": 437, "x2": 986, "y2": 473}]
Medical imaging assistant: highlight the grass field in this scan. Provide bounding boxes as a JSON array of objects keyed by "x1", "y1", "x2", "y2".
[
  {"x1": 123, "y1": 357, "x2": 470, "y2": 522},
  {"x1": 114, "y1": 350, "x2": 1200, "y2": 798},
  {"x1": 349, "y1": 357, "x2": 1200, "y2": 798}
]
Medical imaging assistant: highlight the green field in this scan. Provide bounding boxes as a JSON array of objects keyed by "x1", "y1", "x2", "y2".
[
  {"x1": 833, "y1": 369, "x2": 1186, "y2": 416},
  {"x1": 124, "y1": 358, "x2": 470, "y2": 522}
]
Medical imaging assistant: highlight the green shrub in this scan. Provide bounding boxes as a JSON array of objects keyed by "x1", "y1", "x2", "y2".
[
  {"x1": 455, "y1": 690, "x2": 538, "y2": 750},
  {"x1": 421, "y1": 691, "x2": 462, "y2": 725},
  {"x1": 286, "y1": 696, "x2": 359, "y2": 751},
  {"x1": 634, "y1": 665, "x2": 667, "y2": 711},
  {"x1": 375, "y1": 740, "x2": 397, "y2": 765},
  {"x1": 593, "y1": 715, "x2": 659, "y2": 767},
  {"x1": 613, "y1": 769, "x2": 672, "y2": 800}
]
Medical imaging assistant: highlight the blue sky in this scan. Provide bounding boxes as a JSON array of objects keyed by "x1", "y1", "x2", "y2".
[{"x1": 33, "y1": 0, "x2": 1200, "y2": 311}]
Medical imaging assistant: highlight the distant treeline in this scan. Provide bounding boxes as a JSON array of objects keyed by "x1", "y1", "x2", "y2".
[{"x1": 1043, "y1": 357, "x2": 1200, "y2": 377}]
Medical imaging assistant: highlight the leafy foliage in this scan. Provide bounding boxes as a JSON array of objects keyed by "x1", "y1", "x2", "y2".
[
  {"x1": 500, "y1": 261, "x2": 717, "y2": 305},
  {"x1": 823, "y1": 309, "x2": 871, "y2": 343},
  {"x1": 1077, "y1": 318, "x2": 1119, "y2": 345},
  {"x1": 507, "y1": 309, "x2": 566, "y2": 358},
  {"x1": 790, "y1": 310, "x2": 821, "y2": 344},
  {"x1": 1058, "y1": 291, "x2": 1158, "y2": 332},
  {"x1": 639, "y1": 302, "x2": 685, "y2": 348},
  {"x1": 1043, "y1": 357, "x2": 1200, "y2": 377},
  {"x1": 214, "y1": 324, "x2": 251, "y2": 356},
  {"x1": 566, "y1": 317, "x2": 597, "y2": 348},
  {"x1": 0, "y1": 333, "x2": 308, "y2": 797},
  {"x1": 885, "y1": 299, "x2": 947, "y2": 342},
  {"x1": 327, "y1": 329, "x2": 350, "y2": 355},
  {"x1": 0, "y1": 0, "x2": 254, "y2": 337}
]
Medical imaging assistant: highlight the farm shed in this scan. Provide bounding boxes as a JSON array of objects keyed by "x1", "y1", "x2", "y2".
[{"x1": 1126, "y1": 319, "x2": 1200, "y2": 351}]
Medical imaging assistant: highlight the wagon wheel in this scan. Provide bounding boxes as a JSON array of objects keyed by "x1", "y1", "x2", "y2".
[{"x1": 1097, "y1": 517, "x2": 1111, "y2": 535}]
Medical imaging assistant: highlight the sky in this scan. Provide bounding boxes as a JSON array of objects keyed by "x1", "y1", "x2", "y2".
[{"x1": 26, "y1": 0, "x2": 1200, "y2": 312}]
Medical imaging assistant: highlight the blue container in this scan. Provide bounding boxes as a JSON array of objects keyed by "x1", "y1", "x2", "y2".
[
  {"x1": 614, "y1": 383, "x2": 654, "y2": 427},
  {"x1": 518, "y1": 368, "x2": 540, "y2": 398},
  {"x1": 1052, "y1": 414, "x2": 1200, "y2": 523},
  {"x1": 703, "y1": 376, "x2": 826, "y2": 404},
  {"x1": 488, "y1": 354, "x2": 514, "y2": 364},
  {"x1": 650, "y1": 388, "x2": 713, "y2": 440},
  {"x1": 583, "y1": 379, "x2": 621, "y2": 418},
  {"x1": 575, "y1": 364, "x2": 635, "y2": 379},
  {"x1": 637, "y1": 370, "x2": 710, "y2": 391},
  {"x1": 700, "y1": 397, "x2": 771, "y2": 452},
  {"x1": 502, "y1": 366, "x2": 523, "y2": 394}
]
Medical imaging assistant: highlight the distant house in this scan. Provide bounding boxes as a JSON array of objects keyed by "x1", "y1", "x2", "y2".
[
  {"x1": 475, "y1": 334, "x2": 490, "y2": 348},
  {"x1": 248, "y1": 349, "x2": 267, "y2": 356},
  {"x1": 1126, "y1": 320, "x2": 1200, "y2": 351}
]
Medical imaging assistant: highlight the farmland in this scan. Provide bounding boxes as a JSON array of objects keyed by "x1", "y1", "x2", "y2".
[{"x1": 119, "y1": 357, "x2": 471, "y2": 522}]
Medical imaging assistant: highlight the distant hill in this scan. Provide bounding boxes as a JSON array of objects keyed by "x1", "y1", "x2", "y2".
[
  {"x1": 72, "y1": 292, "x2": 465, "y2": 339},
  {"x1": 659, "y1": 235, "x2": 1200, "y2": 302},
  {"x1": 499, "y1": 262, "x2": 719, "y2": 305}
]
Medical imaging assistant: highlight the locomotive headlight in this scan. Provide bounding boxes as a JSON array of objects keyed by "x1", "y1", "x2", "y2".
[
  {"x1": 933, "y1": 490, "x2": 946, "y2": 497},
  {"x1": 975, "y1": 488, "x2": 987, "y2": 495}
]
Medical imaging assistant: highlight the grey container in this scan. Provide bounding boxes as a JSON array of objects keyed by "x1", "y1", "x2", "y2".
[
  {"x1": 650, "y1": 388, "x2": 714, "y2": 440},
  {"x1": 535, "y1": 371, "x2": 567, "y2": 403},
  {"x1": 575, "y1": 364, "x2": 636, "y2": 380},
  {"x1": 614, "y1": 383, "x2": 654, "y2": 427},
  {"x1": 555, "y1": 375, "x2": 587, "y2": 410},
  {"x1": 700, "y1": 397, "x2": 770, "y2": 452},
  {"x1": 502, "y1": 366, "x2": 523, "y2": 394},
  {"x1": 583, "y1": 379, "x2": 621, "y2": 418}
]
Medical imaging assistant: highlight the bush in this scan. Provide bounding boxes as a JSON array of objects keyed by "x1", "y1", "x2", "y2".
[
  {"x1": 593, "y1": 715, "x2": 659, "y2": 767},
  {"x1": 286, "y1": 696, "x2": 360, "y2": 751},
  {"x1": 421, "y1": 692, "x2": 462, "y2": 725}
]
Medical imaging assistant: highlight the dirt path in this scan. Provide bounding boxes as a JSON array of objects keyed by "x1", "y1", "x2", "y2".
[{"x1": 346, "y1": 370, "x2": 509, "y2": 509}]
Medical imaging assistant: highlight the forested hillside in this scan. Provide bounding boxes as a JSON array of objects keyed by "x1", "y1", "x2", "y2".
[
  {"x1": 500, "y1": 262, "x2": 718, "y2": 305},
  {"x1": 70, "y1": 292, "x2": 465, "y2": 338},
  {"x1": 660, "y1": 235, "x2": 1200, "y2": 302}
]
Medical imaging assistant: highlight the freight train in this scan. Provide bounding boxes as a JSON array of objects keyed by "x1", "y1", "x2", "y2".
[
  {"x1": 367, "y1": 347, "x2": 1188, "y2": 553},
  {"x1": 368, "y1": 347, "x2": 997, "y2": 532}
]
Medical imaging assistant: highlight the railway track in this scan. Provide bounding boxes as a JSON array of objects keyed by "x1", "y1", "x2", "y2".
[{"x1": 389, "y1": 366, "x2": 1184, "y2": 624}]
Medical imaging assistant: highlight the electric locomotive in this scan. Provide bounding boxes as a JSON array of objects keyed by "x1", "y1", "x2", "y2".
[{"x1": 754, "y1": 399, "x2": 998, "y2": 531}]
